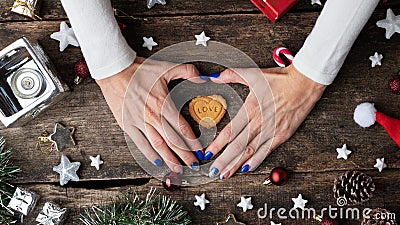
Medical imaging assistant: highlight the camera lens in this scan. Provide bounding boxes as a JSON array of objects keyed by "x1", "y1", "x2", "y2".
[
  {"x1": 21, "y1": 77, "x2": 35, "y2": 90},
  {"x1": 11, "y1": 68, "x2": 44, "y2": 99}
]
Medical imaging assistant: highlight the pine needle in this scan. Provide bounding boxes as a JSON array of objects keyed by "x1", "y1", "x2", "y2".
[
  {"x1": 78, "y1": 187, "x2": 192, "y2": 225},
  {"x1": 0, "y1": 137, "x2": 21, "y2": 224}
]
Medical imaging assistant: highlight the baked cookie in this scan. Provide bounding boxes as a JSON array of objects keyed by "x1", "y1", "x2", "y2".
[{"x1": 189, "y1": 95, "x2": 227, "y2": 129}]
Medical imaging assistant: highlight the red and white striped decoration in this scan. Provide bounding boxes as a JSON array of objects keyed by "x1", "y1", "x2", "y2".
[{"x1": 272, "y1": 47, "x2": 294, "y2": 67}]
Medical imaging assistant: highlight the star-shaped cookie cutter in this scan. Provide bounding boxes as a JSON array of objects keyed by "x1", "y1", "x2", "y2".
[{"x1": 48, "y1": 123, "x2": 76, "y2": 151}]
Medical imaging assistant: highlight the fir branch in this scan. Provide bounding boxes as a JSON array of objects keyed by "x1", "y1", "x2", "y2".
[
  {"x1": 0, "y1": 137, "x2": 21, "y2": 224},
  {"x1": 78, "y1": 187, "x2": 192, "y2": 225}
]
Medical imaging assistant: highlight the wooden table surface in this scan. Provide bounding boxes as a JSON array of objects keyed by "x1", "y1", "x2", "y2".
[{"x1": 1, "y1": 0, "x2": 400, "y2": 224}]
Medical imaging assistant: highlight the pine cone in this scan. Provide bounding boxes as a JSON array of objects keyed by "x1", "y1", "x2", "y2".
[
  {"x1": 333, "y1": 171, "x2": 375, "y2": 206},
  {"x1": 362, "y1": 208, "x2": 397, "y2": 225}
]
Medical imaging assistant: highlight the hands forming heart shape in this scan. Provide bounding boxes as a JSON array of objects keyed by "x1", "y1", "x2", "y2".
[{"x1": 96, "y1": 57, "x2": 326, "y2": 182}]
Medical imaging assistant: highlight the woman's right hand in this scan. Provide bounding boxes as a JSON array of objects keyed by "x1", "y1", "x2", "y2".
[
  {"x1": 205, "y1": 65, "x2": 326, "y2": 179},
  {"x1": 96, "y1": 57, "x2": 204, "y2": 173}
]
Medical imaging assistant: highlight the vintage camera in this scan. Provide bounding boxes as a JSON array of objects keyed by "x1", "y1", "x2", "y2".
[{"x1": 0, "y1": 37, "x2": 69, "y2": 127}]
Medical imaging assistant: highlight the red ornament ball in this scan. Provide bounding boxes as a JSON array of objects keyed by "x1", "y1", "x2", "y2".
[
  {"x1": 74, "y1": 59, "x2": 91, "y2": 84},
  {"x1": 320, "y1": 216, "x2": 340, "y2": 225},
  {"x1": 265, "y1": 167, "x2": 288, "y2": 186},
  {"x1": 162, "y1": 172, "x2": 182, "y2": 191},
  {"x1": 117, "y1": 22, "x2": 127, "y2": 30},
  {"x1": 388, "y1": 76, "x2": 400, "y2": 95},
  {"x1": 74, "y1": 59, "x2": 90, "y2": 78}
]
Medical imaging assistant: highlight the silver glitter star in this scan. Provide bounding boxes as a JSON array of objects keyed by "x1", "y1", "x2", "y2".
[
  {"x1": 376, "y1": 8, "x2": 400, "y2": 39},
  {"x1": 50, "y1": 22, "x2": 80, "y2": 52},
  {"x1": 49, "y1": 123, "x2": 76, "y2": 151},
  {"x1": 147, "y1": 0, "x2": 166, "y2": 9},
  {"x1": 53, "y1": 155, "x2": 81, "y2": 186}
]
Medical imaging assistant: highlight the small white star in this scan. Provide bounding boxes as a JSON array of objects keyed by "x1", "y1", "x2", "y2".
[
  {"x1": 147, "y1": 0, "x2": 166, "y2": 9},
  {"x1": 376, "y1": 8, "x2": 400, "y2": 39},
  {"x1": 50, "y1": 22, "x2": 80, "y2": 52},
  {"x1": 271, "y1": 221, "x2": 281, "y2": 225},
  {"x1": 336, "y1": 144, "x2": 352, "y2": 160},
  {"x1": 195, "y1": 31, "x2": 211, "y2": 47},
  {"x1": 142, "y1": 37, "x2": 158, "y2": 51},
  {"x1": 374, "y1": 158, "x2": 387, "y2": 172},
  {"x1": 237, "y1": 196, "x2": 253, "y2": 212},
  {"x1": 311, "y1": 0, "x2": 322, "y2": 5},
  {"x1": 194, "y1": 193, "x2": 210, "y2": 210},
  {"x1": 90, "y1": 155, "x2": 103, "y2": 170},
  {"x1": 292, "y1": 194, "x2": 308, "y2": 210},
  {"x1": 369, "y1": 52, "x2": 383, "y2": 68}
]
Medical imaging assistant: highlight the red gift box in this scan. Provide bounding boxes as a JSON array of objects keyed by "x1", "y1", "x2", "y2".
[{"x1": 250, "y1": 0, "x2": 299, "y2": 23}]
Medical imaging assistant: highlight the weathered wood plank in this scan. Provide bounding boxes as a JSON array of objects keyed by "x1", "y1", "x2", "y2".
[
  {"x1": 0, "y1": 11, "x2": 399, "y2": 185},
  {"x1": 15, "y1": 171, "x2": 400, "y2": 224},
  {"x1": 0, "y1": 0, "x2": 399, "y2": 22}
]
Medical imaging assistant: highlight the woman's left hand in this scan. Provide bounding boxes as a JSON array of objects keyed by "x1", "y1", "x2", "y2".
[
  {"x1": 97, "y1": 57, "x2": 204, "y2": 173},
  {"x1": 204, "y1": 65, "x2": 326, "y2": 179}
]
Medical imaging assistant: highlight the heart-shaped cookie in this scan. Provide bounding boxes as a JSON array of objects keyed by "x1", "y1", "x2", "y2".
[{"x1": 189, "y1": 95, "x2": 227, "y2": 129}]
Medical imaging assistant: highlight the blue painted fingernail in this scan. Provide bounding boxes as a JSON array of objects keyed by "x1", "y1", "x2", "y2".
[
  {"x1": 204, "y1": 151, "x2": 213, "y2": 160},
  {"x1": 209, "y1": 72, "x2": 220, "y2": 78},
  {"x1": 240, "y1": 164, "x2": 250, "y2": 173},
  {"x1": 154, "y1": 159, "x2": 163, "y2": 167},
  {"x1": 221, "y1": 171, "x2": 230, "y2": 180},
  {"x1": 199, "y1": 73, "x2": 209, "y2": 80},
  {"x1": 195, "y1": 150, "x2": 204, "y2": 160},
  {"x1": 191, "y1": 162, "x2": 200, "y2": 171},
  {"x1": 209, "y1": 167, "x2": 219, "y2": 178}
]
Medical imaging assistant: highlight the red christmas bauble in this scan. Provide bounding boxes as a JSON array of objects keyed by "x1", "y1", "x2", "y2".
[
  {"x1": 265, "y1": 167, "x2": 288, "y2": 186},
  {"x1": 388, "y1": 76, "x2": 400, "y2": 95},
  {"x1": 320, "y1": 216, "x2": 340, "y2": 225},
  {"x1": 118, "y1": 22, "x2": 127, "y2": 30},
  {"x1": 74, "y1": 59, "x2": 91, "y2": 84},
  {"x1": 162, "y1": 172, "x2": 182, "y2": 191}
]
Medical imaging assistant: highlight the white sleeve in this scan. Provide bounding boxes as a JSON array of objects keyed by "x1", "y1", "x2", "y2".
[
  {"x1": 59, "y1": 0, "x2": 136, "y2": 80},
  {"x1": 292, "y1": 0, "x2": 379, "y2": 85}
]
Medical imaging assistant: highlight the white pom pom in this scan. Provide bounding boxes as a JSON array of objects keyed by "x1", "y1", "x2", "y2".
[{"x1": 354, "y1": 102, "x2": 377, "y2": 128}]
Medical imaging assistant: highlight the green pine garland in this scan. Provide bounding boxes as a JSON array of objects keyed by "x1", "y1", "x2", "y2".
[
  {"x1": 0, "y1": 137, "x2": 21, "y2": 224},
  {"x1": 78, "y1": 188, "x2": 192, "y2": 225}
]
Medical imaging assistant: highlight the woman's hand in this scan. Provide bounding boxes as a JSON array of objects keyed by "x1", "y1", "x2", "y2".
[
  {"x1": 205, "y1": 65, "x2": 326, "y2": 179},
  {"x1": 96, "y1": 57, "x2": 204, "y2": 173}
]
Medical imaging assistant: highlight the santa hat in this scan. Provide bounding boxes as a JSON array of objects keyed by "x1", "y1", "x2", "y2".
[{"x1": 354, "y1": 102, "x2": 400, "y2": 147}]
